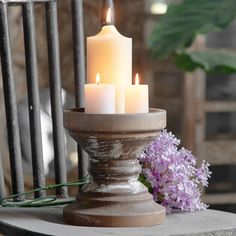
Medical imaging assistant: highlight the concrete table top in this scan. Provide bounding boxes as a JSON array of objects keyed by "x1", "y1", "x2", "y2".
[{"x1": 0, "y1": 207, "x2": 236, "y2": 236}]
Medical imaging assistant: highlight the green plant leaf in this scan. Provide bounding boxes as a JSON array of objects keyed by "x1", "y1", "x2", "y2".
[
  {"x1": 175, "y1": 50, "x2": 236, "y2": 74},
  {"x1": 139, "y1": 174, "x2": 152, "y2": 192},
  {"x1": 150, "y1": 0, "x2": 236, "y2": 59}
]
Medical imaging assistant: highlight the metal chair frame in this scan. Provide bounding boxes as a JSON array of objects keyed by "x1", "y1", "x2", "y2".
[{"x1": 0, "y1": 0, "x2": 86, "y2": 201}]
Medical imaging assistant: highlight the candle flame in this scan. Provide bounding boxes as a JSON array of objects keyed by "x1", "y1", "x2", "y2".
[
  {"x1": 96, "y1": 73, "x2": 100, "y2": 85},
  {"x1": 135, "y1": 73, "x2": 140, "y2": 86},
  {"x1": 106, "y1": 8, "x2": 111, "y2": 24}
]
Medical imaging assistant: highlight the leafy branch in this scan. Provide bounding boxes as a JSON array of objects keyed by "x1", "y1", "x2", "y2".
[{"x1": 149, "y1": 0, "x2": 236, "y2": 73}]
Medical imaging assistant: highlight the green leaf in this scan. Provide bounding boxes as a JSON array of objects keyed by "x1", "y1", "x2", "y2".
[
  {"x1": 175, "y1": 50, "x2": 236, "y2": 74},
  {"x1": 150, "y1": 0, "x2": 236, "y2": 59},
  {"x1": 138, "y1": 174, "x2": 152, "y2": 192}
]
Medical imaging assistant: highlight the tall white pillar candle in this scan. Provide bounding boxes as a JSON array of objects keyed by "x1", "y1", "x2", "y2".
[
  {"x1": 87, "y1": 9, "x2": 132, "y2": 114},
  {"x1": 85, "y1": 74, "x2": 115, "y2": 114},
  {"x1": 125, "y1": 74, "x2": 149, "y2": 114}
]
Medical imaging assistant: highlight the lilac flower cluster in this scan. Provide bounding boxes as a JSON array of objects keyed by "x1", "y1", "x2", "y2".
[{"x1": 139, "y1": 130, "x2": 211, "y2": 213}]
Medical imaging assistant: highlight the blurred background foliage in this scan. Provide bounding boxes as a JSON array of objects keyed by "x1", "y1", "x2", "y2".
[{"x1": 150, "y1": 0, "x2": 236, "y2": 74}]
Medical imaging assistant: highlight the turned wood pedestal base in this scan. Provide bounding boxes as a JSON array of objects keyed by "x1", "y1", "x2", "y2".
[
  {"x1": 63, "y1": 108, "x2": 166, "y2": 227},
  {"x1": 64, "y1": 192, "x2": 165, "y2": 227}
]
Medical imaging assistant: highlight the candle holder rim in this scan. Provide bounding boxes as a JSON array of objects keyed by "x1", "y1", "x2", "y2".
[
  {"x1": 63, "y1": 108, "x2": 166, "y2": 133},
  {"x1": 64, "y1": 108, "x2": 165, "y2": 117}
]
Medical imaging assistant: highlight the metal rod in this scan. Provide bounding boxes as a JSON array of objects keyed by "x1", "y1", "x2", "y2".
[
  {"x1": 45, "y1": 0, "x2": 68, "y2": 198},
  {"x1": 0, "y1": 2, "x2": 25, "y2": 201},
  {"x1": 0, "y1": 153, "x2": 6, "y2": 199},
  {"x1": 71, "y1": 0, "x2": 85, "y2": 107},
  {"x1": 22, "y1": 1, "x2": 46, "y2": 199},
  {"x1": 5, "y1": 0, "x2": 51, "y2": 5},
  {"x1": 71, "y1": 0, "x2": 88, "y2": 180}
]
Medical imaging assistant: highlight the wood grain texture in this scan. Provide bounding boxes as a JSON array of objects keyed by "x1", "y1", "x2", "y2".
[
  {"x1": 63, "y1": 109, "x2": 166, "y2": 227},
  {"x1": 202, "y1": 193, "x2": 236, "y2": 204},
  {"x1": 199, "y1": 140, "x2": 236, "y2": 165},
  {"x1": 205, "y1": 101, "x2": 236, "y2": 112}
]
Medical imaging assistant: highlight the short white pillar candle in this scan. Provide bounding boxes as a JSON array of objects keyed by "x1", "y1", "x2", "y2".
[
  {"x1": 125, "y1": 74, "x2": 149, "y2": 114},
  {"x1": 85, "y1": 74, "x2": 116, "y2": 114}
]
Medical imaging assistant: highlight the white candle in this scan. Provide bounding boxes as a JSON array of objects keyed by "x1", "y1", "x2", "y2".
[
  {"x1": 85, "y1": 74, "x2": 115, "y2": 114},
  {"x1": 125, "y1": 74, "x2": 149, "y2": 114},
  {"x1": 87, "y1": 9, "x2": 132, "y2": 114}
]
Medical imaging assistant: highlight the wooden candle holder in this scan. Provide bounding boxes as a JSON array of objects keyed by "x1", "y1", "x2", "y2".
[{"x1": 63, "y1": 108, "x2": 166, "y2": 227}]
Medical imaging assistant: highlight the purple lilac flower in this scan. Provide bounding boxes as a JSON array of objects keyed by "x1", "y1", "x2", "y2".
[{"x1": 139, "y1": 130, "x2": 211, "y2": 214}]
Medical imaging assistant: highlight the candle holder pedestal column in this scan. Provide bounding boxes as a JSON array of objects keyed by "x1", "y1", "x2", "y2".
[{"x1": 63, "y1": 108, "x2": 166, "y2": 227}]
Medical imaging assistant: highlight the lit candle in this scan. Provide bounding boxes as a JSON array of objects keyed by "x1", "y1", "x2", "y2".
[
  {"x1": 125, "y1": 74, "x2": 149, "y2": 114},
  {"x1": 87, "y1": 7, "x2": 132, "y2": 114},
  {"x1": 85, "y1": 73, "x2": 115, "y2": 114}
]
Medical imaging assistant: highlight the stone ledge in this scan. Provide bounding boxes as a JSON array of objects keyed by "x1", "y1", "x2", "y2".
[{"x1": 0, "y1": 207, "x2": 236, "y2": 236}]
